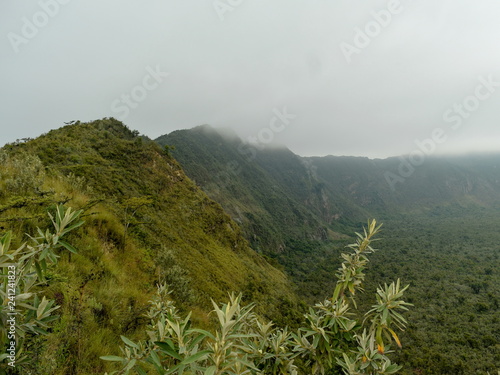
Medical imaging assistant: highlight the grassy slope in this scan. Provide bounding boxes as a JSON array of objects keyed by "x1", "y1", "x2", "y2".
[
  {"x1": 157, "y1": 126, "x2": 353, "y2": 250},
  {"x1": 156, "y1": 126, "x2": 500, "y2": 374},
  {"x1": 0, "y1": 119, "x2": 299, "y2": 374}
]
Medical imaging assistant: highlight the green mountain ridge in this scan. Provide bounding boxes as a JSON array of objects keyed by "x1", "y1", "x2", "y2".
[
  {"x1": 156, "y1": 125, "x2": 500, "y2": 374},
  {"x1": 157, "y1": 125, "x2": 500, "y2": 249},
  {"x1": 1, "y1": 120, "x2": 498, "y2": 374},
  {"x1": 0, "y1": 119, "x2": 300, "y2": 374},
  {"x1": 158, "y1": 125, "x2": 337, "y2": 254}
]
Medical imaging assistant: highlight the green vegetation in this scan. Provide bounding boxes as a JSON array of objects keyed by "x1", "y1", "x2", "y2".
[
  {"x1": 1, "y1": 120, "x2": 498, "y2": 373},
  {"x1": 0, "y1": 119, "x2": 300, "y2": 374},
  {"x1": 158, "y1": 125, "x2": 500, "y2": 374},
  {"x1": 102, "y1": 220, "x2": 411, "y2": 375},
  {"x1": 0, "y1": 205, "x2": 83, "y2": 372},
  {"x1": 370, "y1": 209, "x2": 500, "y2": 374},
  {"x1": 157, "y1": 126, "x2": 338, "y2": 256}
]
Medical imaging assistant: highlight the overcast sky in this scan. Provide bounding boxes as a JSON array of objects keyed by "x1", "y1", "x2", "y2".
[{"x1": 1, "y1": 1, "x2": 499, "y2": 158}]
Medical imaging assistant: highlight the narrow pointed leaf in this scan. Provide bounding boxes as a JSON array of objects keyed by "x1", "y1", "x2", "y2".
[{"x1": 121, "y1": 335, "x2": 139, "y2": 349}]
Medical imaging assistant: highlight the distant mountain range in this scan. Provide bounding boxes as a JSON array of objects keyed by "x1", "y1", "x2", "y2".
[
  {"x1": 156, "y1": 125, "x2": 500, "y2": 374},
  {"x1": 1, "y1": 120, "x2": 498, "y2": 374},
  {"x1": 157, "y1": 124, "x2": 500, "y2": 254}
]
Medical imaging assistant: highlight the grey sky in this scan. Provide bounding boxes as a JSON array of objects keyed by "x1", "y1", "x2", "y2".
[{"x1": 1, "y1": 0, "x2": 499, "y2": 158}]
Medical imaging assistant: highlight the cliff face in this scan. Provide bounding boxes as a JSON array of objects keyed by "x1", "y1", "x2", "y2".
[
  {"x1": 158, "y1": 125, "x2": 500, "y2": 251},
  {"x1": 156, "y1": 125, "x2": 500, "y2": 374}
]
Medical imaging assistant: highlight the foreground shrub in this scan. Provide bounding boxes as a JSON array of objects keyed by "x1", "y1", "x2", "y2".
[
  {"x1": 103, "y1": 220, "x2": 411, "y2": 375},
  {"x1": 0, "y1": 205, "x2": 83, "y2": 373}
]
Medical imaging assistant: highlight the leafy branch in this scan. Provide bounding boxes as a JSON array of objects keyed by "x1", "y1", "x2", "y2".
[
  {"x1": 0, "y1": 205, "x2": 83, "y2": 370},
  {"x1": 103, "y1": 219, "x2": 412, "y2": 375}
]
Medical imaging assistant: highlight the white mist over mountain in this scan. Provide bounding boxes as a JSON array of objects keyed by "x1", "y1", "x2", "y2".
[{"x1": 1, "y1": 1, "x2": 499, "y2": 158}]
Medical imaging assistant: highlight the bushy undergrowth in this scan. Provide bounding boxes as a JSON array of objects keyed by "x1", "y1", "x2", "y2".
[
  {"x1": 0, "y1": 205, "x2": 83, "y2": 373},
  {"x1": 0, "y1": 119, "x2": 303, "y2": 373},
  {"x1": 103, "y1": 220, "x2": 411, "y2": 375}
]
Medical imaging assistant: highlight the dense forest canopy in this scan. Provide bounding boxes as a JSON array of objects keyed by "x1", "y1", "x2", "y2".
[
  {"x1": 0, "y1": 119, "x2": 498, "y2": 374},
  {"x1": 159, "y1": 125, "x2": 500, "y2": 374}
]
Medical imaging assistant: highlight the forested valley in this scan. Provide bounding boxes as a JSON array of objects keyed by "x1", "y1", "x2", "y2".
[
  {"x1": 0, "y1": 119, "x2": 498, "y2": 374},
  {"x1": 160, "y1": 125, "x2": 500, "y2": 374}
]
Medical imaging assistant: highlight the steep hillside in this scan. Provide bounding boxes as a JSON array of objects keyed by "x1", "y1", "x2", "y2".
[
  {"x1": 156, "y1": 128, "x2": 365, "y2": 237},
  {"x1": 157, "y1": 126, "x2": 339, "y2": 254},
  {"x1": 306, "y1": 153, "x2": 500, "y2": 215},
  {"x1": 156, "y1": 125, "x2": 500, "y2": 374},
  {"x1": 0, "y1": 119, "x2": 300, "y2": 374},
  {"x1": 158, "y1": 125, "x2": 500, "y2": 228}
]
